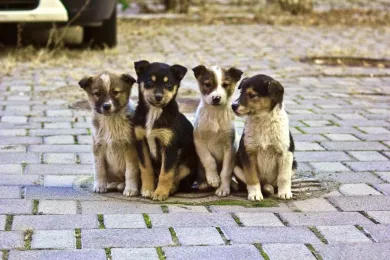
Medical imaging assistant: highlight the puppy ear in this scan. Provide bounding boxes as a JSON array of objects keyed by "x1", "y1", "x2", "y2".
[
  {"x1": 78, "y1": 76, "x2": 93, "y2": 89},
  {"x1": 226, "y1": 67, "x2": 243, "y2": 82},
  {"x1": 134, "y1": 60, "x2": 150, "y2": 76},
  {"x1": 268, "y1": 80, "x2": 284, "y2": 95},
  {"x1": 237, "y1": 77, "x2": 249, "y2": 90},
  {"x1": 192, "y1": 65, "x2": 207, "y2": 79},
  {"x1": 171, "y1": 64, "x2": 187, "y2": 81},
  {"x1": 121, "y1": 74, "x2": 136, "y2": 86}
]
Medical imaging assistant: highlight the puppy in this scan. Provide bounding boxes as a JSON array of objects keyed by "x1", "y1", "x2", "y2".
[
  {"x1": 232, "y1": 74, "x2": 297, "y2": 201},
  {"x1": 79, "y1": 71, "x2": 140, "y2": 196},
  {"x1": 133, "y1": 60, "x2": 197, "y2": 201},
  {"x1": 192, "y1": 65, "x2": 243, "y2": 196}
]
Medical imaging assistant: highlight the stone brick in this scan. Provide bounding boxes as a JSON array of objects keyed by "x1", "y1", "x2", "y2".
[
  {"x1": 362, "y1": 224, "x2": 390, "y2": 242},
  {"x1": 29, "y1": 145, "x2": 90, "y2": 153},
  {"x1": 29, "y1": 116, "x2": 74, "y2": 123},
  {"x1": 1, "y1": 116, "x2": 27, "y2": 123},
  {"x1": 174, "y1": 227, "x2": 225, "y2": 245},
  {"x1": 0, "y1": 137, "x2": 42, "y2": 145},
  {"x1": 30, "y1": 129, "x2": 88, "y2": 136},
  {"x1": 377, "y1": 172, "x2": 390, "y2": 182},
  {"x1": 0, "y1": 145, "x2": 26, "y2": 153},
  {"x1": 77, "y1": 135, "x2": 92, "y2": 144},
  {"x1": 300, "y1": 127, "x2": 361, "y2": 134},
  {"x1": 295, "y1": 142, "x2": 325, "y2": 151},
  {"x1": 44, "y1": 122, "x2": 72, "y2": 129},
  {"x1": 0, "y1": 199, "x2": 32, "y2": 214},
  {"x1": 0, "y1": 231, "x2": 24, "y2": 249},
  {"x1": 26, "y1": 164, "x2": 93, "y2": 175},
  {"x1": 167, "y1": 205, "x2": 209, "y2": 213},
  {"x1": 328, "y1": 196, "x2": 390, "y2": 211},
  {"x1": 373, "y1": 184, "x2": 390, "y2": 195},
  {"x1": 78, "y1": 153, "x2": 93, "y2": 164},
  {"x1": 44, "y1": 135, "x2": 75, "y2": 145},
  {"x1": 325, "y1": 134, "x2": 359, "y2": 141},
  {"x1": 44, "y1": 153, "x2": 76, "y2": 164},
  {"x1": 366, "y1": 211, "x2": 390, "y2": 224},
  {"x1": 294, "y1": 151, "x2": 352, "y2": 162},
  {"x1": 262, "y1": 243, "x2": 316, "y2": 260},
  {"x1": 303, "y1": 120, "x2": 332, "y2": 127},
  {"x1": 209, "y1": 204, "x2": 292, "y2": 213},
  {"x1": 279, "y1": 212, "x2": 372, "y2": 226},
  {"x1": 222, "y1": 226, "x2": 320, "y2": 244},
  {"x1": 111, "y1": 248, "x2": 158, "y2": 260},
  {"x1": 292, "y1": 198, "x2": 337, "y2": 212},
  {"x1": 320, "y1": 141, "x2": 388, "y2": 151},
  {"x1": 81, "y1": 201, "x2": 162, "y2": 214},
  {"x1": 339, "y1": 184, "x2": 382, "y2": 196},
  {"x1": 104, "y1": 214, "x2": 146, "y2": 229},
  {"x1": 25, "y1": 186, "x2": 97, "y2": 200},
  {"x1": 82, "y1": 228, "x2": 174, "y2": 248},
  {"x1": 0, "y1": 175, "x2": 40, "y2": 186},
  {"x1": 12, "y1": 214, "x2": 98, "y2": 230},
  {"x1": 235, "y1": 213, "x2": 284, "y2": 226},
  {"x1": 310, "y1": 162, "x2": 350, "y2": 172},
  {"x1": 38, "y1": 200, "x2": 77, "y2": 214},
  {"x1": 0, "y1": 129, "x2": 26, "y2": 136},
  {"x1": 0, "y1": 186, "x2": 20, "y2": 199},
  {"x1": 149, "y1": 213, "x2": 237, "y2": 228},
  {"x1": 0, "y1": 152, "x2": 39, "y2": 164},
  {"x1": 293, "y1": 134, "x2": 328, "y2": 142},
  {"x1": 163, "y1": 245, "x2": 262, "y2": 260},
  {"x1": 31, "y1": 230, "x2": 75, "y2": 249},
  {"x1": 0, "y1": 215, "x2": 5, "y2": 231},
  {"x1": 336, "y1": 114, "x2": 367, "y2": 120},
  {"x1": 316, "y1": 243, "x2": 390, "y2": 260},
  {"x1": 349, "y1": 151, "x2": 388, "y2": 161},
  {"x1": 8, "y1": 249, "x2": 106, "y2": 260},
  {"x1": 345, "y1": 162, "x2": 390, "y2": 172},
  {"x1": 43, "y1": 175, "x2": 79, "y2": 187},
  {"x1": 355, "y1": 133, "x2": 390, "y2": 141},
  {"x1": 46, "y1": 110, "x2": 73, "y2": 117},
  {"x1": 359, "y1": 127, "x2": 390, "y2": 134},
  {"x1": 317, "y1": 226, "x2": 371, "y2": 243},
  {"x1": 0, "y1": 164, "x2": 22, "y2": 174},
  {"x1": 315, "y1": 171, "x2": 383, "y2": 184}
]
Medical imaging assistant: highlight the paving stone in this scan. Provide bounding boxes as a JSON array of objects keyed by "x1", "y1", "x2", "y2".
[
  {"x1": 1, "y1": 116, "x2": 27, "y2": 123},
  {"x1": 78, "y1": 153, "x2": 93, "y2": 164},
  {"x1": 325, "y1": 134, "x2": 359, "y2": 141},
  {"x1": 315, "y1": 171, "x2": 383, "y2": 184},
  {"x1": 345, "y1": 162, "x2": 390, "y2": 171},
  {"x1": 43, "y1": 175, "x2": 80, "y2": 187},
  {"x1": 316, "y1": 243, "x2": 390, "y2": 260},
  {"x1": 320, "y1": 141, "x2": 388, "y2": 151},
  {"x1": 77, "y1": 135, "x2": 92, "y2": 144},
  {"x1": 149, "y1": 213, "x2": 237, "y2": 227},
  {"x1": 12, "y1": 214, "x2": 98, "y2": 230},
  {"x1": 167, "y1": 205, "x2": 209, "y2": 213},
  {"x1": 339, "y1": 184, "x2": 382, "y2": 196},
  {"x1": 31, "y1": 230, "x2": 75, "y2": 249},
  {"x1": 235, "y1": 213, "x2": 284, "y2": 227},
  {"x1": 30, "y1": 129, "x2": 88, "y2": 136},
  {"x1": 29, "y1": 116, "x2": 74, "y2": 123},
  {"x1": 0, "y1": 231, "x2": 24, "y2": 249},
  {"x1": 0, "y1": 186, "x2": 20, "y2": 199},
  {"x1": 38, "y1": 200, "x2": 78, "y2": 214},
  {"x1": 44, "y1": 135, "x2": 75, "y2": 144},
  {"x1": 0, "y1": 215, "x2": 5, "y2": 231},
  {"x1": 82, "y1": 228, "x2": 173, "y2": 248},
  {"x1": 104, "y1": 214, "x2": 146, "y2": 229},
  {"x1": 0, "y1": 174, "x2": 40, "y2": 186},
  {"x1": 295, "y1": 142, "x2": 325, "y2": 151},
  {"x1": 279, "y1": 212, "x2": 373, "y2": 226},
  {"x1": 26, "y1": 164, "x2": 93, "y2": 175},
  {"x1": 377, "y1": 172, "x2": 390, "y2": 182},
  {"x1": 366, "y1": 211, "x2": 390, "y2": 224},
  {"x1": 111, "y1": 248, "x2": 159, "y2": 260},
  {"x1": 300, "y1": 127, "x2": 361, "y2": 134},
  {"x1": 262, "y1": 243, "x2": 316, "y2": 260},
  {"x1": 209, "y1": 204, "x2": 292, "y2": 213},
  {"x1": 317, "y1": 225, "x2": 371, "y2": 243},
  {"x1": 222, "y1": 226, "x2": 320, "y2": 244},
  {"x1": 356, "y1": 133, "x2": 390, "y2": 141},
  {"x1": 0, "y1": 129, "x2": 26, "y2": 136},
  {"x1": 44, "y1": 122, "x2": 72, "y2": 129},
  {"x1": 303, "y1": 120, "x2": 332, "y2": 127},
  {"x1": 8, "y1": 249, "x2": 106, "y2": 260},
  {"x1": 362, "y1": 224, "x2": 390, "y2": 242},
  {"x1": 328, "y1": 196, "x2": 390, "y2": 211},
  {"x1": 336, "y1": 114, "x2": 367, "y2": 120},
  {"x1": 163, "y1": 245, "x2": 263, "y2": 260},
  {"x1": 0, "y1": 136, "x2": 42, "y2": 145},
  {"x1": 44, "y1": 153, "x2": 76, "y2": 164},
  {"x1": 29, "y1": 145, "x2": 90, "y2": 153},
  {"x1": 294, "y1": 151, "x2": 352, "y2": 162},
  {"x1": 81, "y1": 201, "x2": 163, "y2": 214},
  {"x1": 0, "y1": 152, "x2": 39, "y2": 164},
  {"x1": 0, "y1": 164, "x2": 22, "y2": 174},
  {"x1": 293, "y1": 134, "x2": 328, "y2": 142},
  {"x1": 310, "y1": 162, "x2": 350, "y2": 172},
  {"x1": 0, "y1": 145, "x2": 26, "y2": 153},
  {"x1": 25, "y1": 186, "x2": 98, "y2": 200},
  {"x1": 292, "y1": 198, "x2": 337, "y2": 212},
  {"x1": 349, "y1": 151, "x2": 388, "y2": 161},
  {"x1": 359, "y1": 127, "x2": 390, "y2": 134},
  {"x1": 174, "y1": 227, "x2": 225, "y2": 245},
  {"x1": 373, "y1": 184, "x2": 390, "y2": 195},
  {"x1": 0, "y1": 199, "x2": 32, "y2": 214},
  {"x1": 46, "y1": 110, "x2": 73, "y2": 117}
]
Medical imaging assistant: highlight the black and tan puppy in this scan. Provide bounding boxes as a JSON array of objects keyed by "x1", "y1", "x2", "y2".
[
  {"x1": 79, "y1": 71, "x2": 140, "y2": 196},
  {"x1": 232, "y1": 74, "x2": 297, "y2": 201},
  {"x1": 133, "y1": 60, "x2": 197, "y2": 201}
]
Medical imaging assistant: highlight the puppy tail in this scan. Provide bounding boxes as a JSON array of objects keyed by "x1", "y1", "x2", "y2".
[
  {"x1": 233, "y1": 166, "x2": 246, "y2": 184},
  {"x1": 262, "y1": 184, "x2": 275, "y2": 196}
]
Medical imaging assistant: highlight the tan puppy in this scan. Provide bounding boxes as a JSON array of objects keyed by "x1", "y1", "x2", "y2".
[{"x1": 79, "y1": 71, "x2": 140, "y2": 196}]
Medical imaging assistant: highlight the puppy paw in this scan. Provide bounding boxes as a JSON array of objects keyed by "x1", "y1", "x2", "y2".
[
  {"x1": 248, "y1": 192, "x2": 263, "y2": 201},
  {"x1": 207, "y1": 174, "x2": 220, "y2": 188},
  {"x1": 141, "y1": 189, "x2": 154, "y2": 198},
  {"x1": 152, "y1": 188, "x2": 169, "y2": 201},
  {"x1": 93, "y1": 182, "x2": 107, "y2": 193},
  {"x1": 215, "y1": 186, "x2": 230, "y2": 197},
  {"x1": 123, "y1": 188, "x2": 139, "y2": 197},
  {"x1": 117, "y1": 183, "x2": 125, "y2": 192},
  {"x1": 277, "y1": 189, "x2": 293, "y2": 200}
]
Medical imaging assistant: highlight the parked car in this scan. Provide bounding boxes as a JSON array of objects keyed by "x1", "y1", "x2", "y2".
[{"x1": 0, "y1": 0, "x2": 117, "y2": 47}]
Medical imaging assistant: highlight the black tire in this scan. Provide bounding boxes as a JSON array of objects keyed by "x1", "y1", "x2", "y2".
[{"x1": 83, "y1": 7, "x2": 117, "y2": 48}]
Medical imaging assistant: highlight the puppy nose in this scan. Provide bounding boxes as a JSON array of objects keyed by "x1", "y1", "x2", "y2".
[
  {"x1": 212, "y1": 96, "x2": 221, "y2": 104},
  {"x1": 102, "y1": 103, "x2": 111, "y2": 111},
  {"x1": 155, "y1": 94, "x2": 163, "y2": 102},
  {"x1": 232, "y1": 103, "x2": 239, "y2": 111}
]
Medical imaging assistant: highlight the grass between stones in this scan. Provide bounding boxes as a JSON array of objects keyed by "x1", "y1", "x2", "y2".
[
  {"x1": 309, "y1": 226, "x2": 328, "y2": 244},
  {"x1": 5, "y1": 215, "x2": 13, "y2": 231},
  {"x1": 23, "y1": 230, "x2": 33, "y2": 250},
  {"x1": 254, "y1": 243, "x2": 270, "y2": 260},
  {"x1": 158, "y1": 199, "x2": 279, "y2": 208},
  {"x1": 168, "y1": 227, "x2": 180, "y2": 246},
  {"x1": 97, "y1": 214, "x2": 105, "y2": 229},
  {"x1": 143, "y1": 213, "x2": 152, "y2": 228},
  {"x1": 32, "y1": 200, "x2": 39, "y2": 215},
  {"x1": 305, "y1": 244, "x2": 323, "y2": 260},
  {"x1": 215, "y1": 227, "x2": 231, "y2": 245},
  {"x1": 231, "y1": 213, "x2": 244, "y2": 227},
  {"x1": 156, "y1": 247, "x2": 166, "y2": 260},
  {"x1": 161, "y1": 205, "x2": 169, "y2": 213},
  {"x1": 1, "y1": 250, "x2": 9, "y2": 260},
  {"x1": 75, "y1": 229, "x2": 82, "y2": 249},
  {"x1": 355, "y1": 225, "x2": 376, "y2": 242},
  {"x1": 104, "y1": 248, "x2": 112, "y2": 260}
]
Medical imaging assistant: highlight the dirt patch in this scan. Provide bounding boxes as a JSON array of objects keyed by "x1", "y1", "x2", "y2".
[{"x1": 300, "y1": 56, "x2": 390, "y2": 68}]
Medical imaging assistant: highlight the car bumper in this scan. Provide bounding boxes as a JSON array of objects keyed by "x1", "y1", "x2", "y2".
[{"x1": 0, "y1": 0, "x2": 68, "y2": 22}]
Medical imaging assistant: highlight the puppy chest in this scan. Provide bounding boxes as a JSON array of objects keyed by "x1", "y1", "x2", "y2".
[
  {"x1": 256, "y1": 149, "x2": 279, "y2": 184},
  {"x1": 146, "y1": 128, "x2": 174, "y2": 160},
  {"x1": 200, "y1": 130, "x2": 233, "y2": 161},
  {"x1": 104, "y1": 145, "x2": 127, "y2": 173}
]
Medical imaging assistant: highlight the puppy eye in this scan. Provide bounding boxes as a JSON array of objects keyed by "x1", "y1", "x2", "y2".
[
  {"x1": 204, "y1": 82, "x2": 211, "y2": 88},
  {"x1": 165, "y1": 83, "x2": 173, "y2": 90},
  {"x1": 222, "y1": 83, "x2": 229, "y2": 88},
  {"x1": 93, "y1": 92, "x2": 101, "y2": 98},
  {"x1": 248, "y1": 93, "x2": 257, "y2": 99}
]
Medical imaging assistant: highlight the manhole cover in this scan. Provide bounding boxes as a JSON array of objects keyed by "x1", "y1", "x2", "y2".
[{"x1": 300, "y1": 56, "x2": 390, "y2": 68}]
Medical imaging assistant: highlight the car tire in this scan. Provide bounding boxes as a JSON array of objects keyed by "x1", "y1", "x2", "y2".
[{"x1": 83, "y1": 7, "x2": 117, "y2": 48}]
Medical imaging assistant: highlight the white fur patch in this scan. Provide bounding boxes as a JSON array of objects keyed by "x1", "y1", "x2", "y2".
[
  {"x1": 100, "y1": 73, "x2": 111, "y2": 91},
  {"x1": 146, "y1": 106, "x2": 162, "y2": 134},
  {"x1": 206, "y1": 66, "x2": 228, "y2": 105}
]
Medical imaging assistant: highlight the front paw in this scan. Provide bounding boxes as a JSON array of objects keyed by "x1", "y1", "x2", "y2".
[
  {"x1": 141, "y1": 189, "x2": 154, "y2": 198},
  {"x1": 152, "y1": 187, "x2": 170, "y2": 201},
  {"x1": 207, "y1": 173, "x2": 220, "y2": 188},
  {"x1": 123, "y1": 187, "x2": 139, "y2": 197},
  {"x1": 215, "y1": 186, "x2": 230, "y2": 197},
  {"x1": 93, "y1": 181, "x2": 107, "y2": 193},
  {"x1": 248, "y1": 191, "x2": 263, "y2": 201},
  {"x1": 277, "y1": 188, "x2": 293, "y2": 200}
]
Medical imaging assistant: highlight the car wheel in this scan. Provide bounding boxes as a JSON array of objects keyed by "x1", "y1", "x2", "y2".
[{"x1": 83, "y1": 7, "x2": 117, "y2": 48}]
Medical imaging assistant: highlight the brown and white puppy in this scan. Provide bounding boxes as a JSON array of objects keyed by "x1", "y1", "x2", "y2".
[
  {"x1": 79, "y1": 71, "x2": 140, "y2": 196},
  {"x1": 192, "y1": 65, "x2": 243, "y2": 196},
  {"x1": 232, "y1": 74, "x2": 297, "y2": 201}
]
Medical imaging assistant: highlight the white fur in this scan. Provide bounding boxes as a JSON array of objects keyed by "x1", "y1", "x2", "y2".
[
  {"x1": 100, "y1": 73, "x2": 111, "y2": 91},
  {"x1": 247, "y1": 184, "x2": 263, "y2": 201},
  {"x1": 204, "y1": 66, "x2": 228, "y2": 105},
  {"x1": 146, "y1": 106, "x2": 163, "y2": 159}
]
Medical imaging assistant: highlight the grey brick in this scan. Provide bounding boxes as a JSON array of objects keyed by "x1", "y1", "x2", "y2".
[
  {"x1": 0, "y1": 129, "x2": 26, "y2": 136},
  {"x1": 325, "y1": 134, "x2": 359, "y2": 141},
  {"x1": 263, "y1": 243, "x2": 316, "y2": 260},
  {"x1": 344, "y1": 162, "x2": 390, "y2": 171},
  {"x1": 43, "y1": 175, "x2": 80, "y2": 187},
  {"x1": 30, "y1": 129, "x2": 88, "y2": 136},
  {"x1": 26, "y1": 164, "x2": 93, "y2": 175},
  {"x1": 0, "y1": 164, "x2": 22, "y2": 174},
  {"x1": 1, "y1": 116, "x2": 27, "y2": 123},
  {"x1": 299, "y1": 127, "x2": 361, "y2": 134},
  {"x1": 0, "y1": 231, "x2": 24, "y2": 249},
  {"x1": 295, "y1": 142, "x2": 325, "y2": 151},
  {"x1": 77, "y1": 135, "x2": 92, "y2": 144},
  {"x1": 78, "y1": 153, "x2": 93, "y2": 164},
  {"x1": 31, "y1": 230, "x2": 75, "y2": 249},
  {"x1": 0, "y1": 137, "x2": 42, "y2": 145},
  {"x1": 295, "y1": 152, "x2": 353, "y2": 162},
  {"x1": 0, "y1": 186, "x2": 20, "y2": 199},
  {"x1": 104, "y1": 214, "x2": 146, "y2": 229},
  {"x1": 149, "y1": 213, "x2": 237, "y2": 228},
  {"x1": 0, "y1": 175, "x2": 40, "y2": 186},
  {"x1": 0, "y1": 122, "x2": 41, "y2": 129},
  {"x1": 0, "y1": 152, "x2": 39, "y2": 164},
  {"x1": 29, "y1": 116, "x2": 74, "y2": 123},
  {"x1": 167, "y1": 206, "x2": 209, "y2": 213},
  {"x1": 209, "y1": 204, "x2": 292, "y2": 213},
  {"x1": 336, "y1": 114, "x2": 367, "y2": 120},
  {"x1": 0, "y1": 215, "x2": 5, "y2": 231},
  {"x1": 373, "y1": 184, "x2": 390, "y2": 195},
  {"x1": 163, "y1": 245, "x2": 262, "y2": 260},
  {"x1": 316, "y1": 243, "x2": 390, "y2": 260},
  {"x1": 111, "y1": 248, "x2": 158, "y2": 260},
  {"x1": 44, "y1": 122, "x2": 72, "y2": 129},
  {"x1": 293, "y1": 134, "x2": 328, "y2": 142},
  {"x1": 279, "y1": 212, "x2": 373, "y2": 226},
  {"x1": 362, "y1": 224, "x2": 390, "y2": 242},
  {"x1": 339, "y1": 184, "x2": 382, "y2": 196},
  {"x1": 0, "y1": 145, "x2": 26, "y2": 153},
  {"x1": 366, "y1": 211, "x2": 390, "y2": 224},
  {"x1": 377, "y1": 172, "x2": 390, "y2": 182},
  {"x1": 82, "y1": 228, "x2": 173, "y2": 248},
  {"x1": 292, "y1": 198, "x2": 337, "y2": 212},
  {"x1": 349, "y1": 151, "x2": 388, "y2": 161},
  {"x1": 328, "y1": 196, "x2": 390, "y2": 211},
  {"x1": 44, "y1": 135, "x2": 75, "y2": 144},
  {"x1": 12, "y1": 214, "x2": 98, "y2": 230},
  {"x1": 81, "y1": 201, "x2": 162, "y2": 214},
  {"x1": 359, "y1": 127, "x2": 390, "y2": 134},
  {"x1": 44, "y1": 153, "x2": 76, "y2": 164},
  {"x1": 302, "y1": 120, "x2": 333, "y2": 127},
  {"x1": 0, "y1": 199, "x2": 32, "y2": 214},
  {"x1": 46, "y1": 110, "x2": 73, "y2": 117},
  {"x1": 320, "y1": 141, "x2": 388, "y2": 151},
  {"x1": 310, "y1": 162, "x2": 350, "y2": 172},
  {"x1": 315, "y1": 171, "x2": 383, "y2": 184},
  {"x1": 25, "y1": 186, "x2": 98, "y2": 200},
  {"x1": 38, "y1": 200, "x2": 77, "y2": 214},
  {"x1": 174, "y1": 227, "x2": 225, "y2": 245},
  {"x1": 223, "y1": 226, "x2": 320, "y2": 244},
  {"x1": 8, "y1": 249, "x2": 106, "y2": 260},
  {"x1": 235, "y1": 213, "x2": 284, "y2": 226},
  {"x1": 317, "y1": 225, "x2": 371, "y2": 243},
  {"x1": 355, "y1": 133, "x2": 390, "y2": 141},
  {"x1": 29, "y1": 145, "x2": 90, "y2": 153}
]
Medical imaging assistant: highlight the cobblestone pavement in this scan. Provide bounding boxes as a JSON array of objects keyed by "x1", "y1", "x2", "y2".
[{"x1": 0, "y1": 22, "x2": 390, "y2": 259}]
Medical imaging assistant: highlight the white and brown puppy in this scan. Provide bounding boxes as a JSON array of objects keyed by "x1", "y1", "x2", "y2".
[
  {"x1": 79, "y1": 71, "x2": 140, "y2": 196},
  {"x1": 192, "y1": 65, "x2": 243, "y2": 196},
  {"x1": 232, "y1": 74, "x2": 297, "y2": 201}
]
